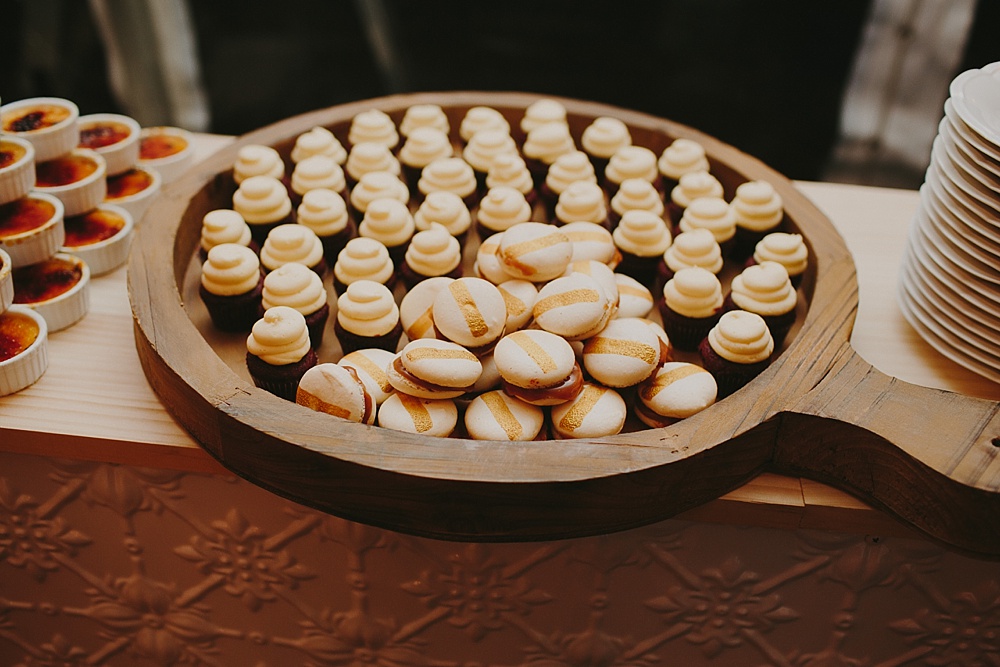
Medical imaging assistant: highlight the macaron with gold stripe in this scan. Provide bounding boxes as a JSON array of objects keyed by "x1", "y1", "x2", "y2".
[
  {"x1": 431, "y1": 276, "x2": 507, "y2": 353},
  {"x1": 533, "y1": 272, "x2": 611, "y2": 341},
  {"x1": 295, "y1": 363, "x2": 376, "y2": 424},
  {"x1": 550, "y1": 381, "x2": 627, "y2": 439},
  {"x1": 377, "y1": 392, "x2": 458, "y2": 437},
  {"x1": 582, "y1": 316, "x2": 669, "y2": 388},
  {"x1": 387, "y1": 338, "x2": 483, "y2": 399},
  {"x1": 635, "y1": 361, "x2": 717, "y2": 428},
  {"x1": 496, "y1": 279, "x2": 538, "y2": 332},
  {"x1": 398, "y1": 275, "x2": 453, "y2": 341},
  {"x1": 614, "y1": 272, "x2": 655, "y2": 318},
  {"x1": 497, "y1": 221, "x2": 572, "y2": 283},
  {"x1": 464, "y1": 389, "x2": 545, "y2": 441},
  {"x1": 337, "y1": 347, "x2": 395, "y2": 406},
  {"x1": 494, "y1": 328, "x2": 583, "y2": 406}
]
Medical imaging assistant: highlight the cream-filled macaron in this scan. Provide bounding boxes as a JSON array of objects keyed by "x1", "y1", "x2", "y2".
[
  {"x1": 550, "y1": 382, "x2": 627, "y2": 439},
  {"x1": 431, "y1": 277, "x2": 507, "y2": 352},
  {"x1": 564, "y1": 259, "x2": 620, "y2": 314},
  {"x1": 635, "y1": 361, "x2": 717, "y2": 428},
  {"x1": 561, "y1": 221, "x2": 619, "y2": 266},
  {"x1": 296, "y1": 363, "x2": 375, "y2": 424},
  {"x1": 473, "y1": 232, "x2": 512, "y2": 285},
  {"x1": 496, "y1": 279, "x2": 538, "y2": 332},
  {"x1": 398, "y1": 275, "x2": 453, "y2": 341},
  {"x1": 582, "y1": 317, "x2": 668, "y2": 388},
  {"x1": 465, "y1": 390, "x2": 545, "y2": 441},
  {"x1": 338, "y1": 347, "x2": 395, "y2": 406},
  {"x1": 614, "y1": 273, "x2": 654, "y2": 318},
  {"x1": 377, "y1": 393, "x2": 457, "y2": 437},
  {"x1": 494, "y1": 329, "x2": 583, "y2": 406},
  {"x1": 387, "y1": 338, "x2": 483, "y2": 399},
  {"x1": 497, "y1": 222, "x2": 572, "y2": 283},
  {"x1": 533, "y1": 272, "x2": 611, "y2": 341}
]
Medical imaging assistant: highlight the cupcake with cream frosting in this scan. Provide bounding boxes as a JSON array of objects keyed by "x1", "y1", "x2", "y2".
[
  {"x1": 604, "y1": 145, "x2": 661, "y2": 197},
  {"x1": 199, "y1": 209, "x2": 256, "y2": 261},
  {"x1": 348, "y1": 170, "x2": 409, "y2": 221},
  {"x1": 698, "y1": 309, "x2": 774, "y2": 398},
  {"x1": 290, "y1": 126, "x2": 347, "y2": 166},
  {"x1": 416, "y1": 157, "x2": 478, "y2": 208},
  {"x1": 749, "y1": 232, "x2": 808, "y2": 287},
  {"x1": 540, "y1": 150, "x2": 597, "y2": 218},
  {"x1": 333, "y1": 237, "x2": 396, "y2": 294},
  {"x1": 666, "y1": 170, "x2": 724, "y2": 227},
  {"x1": 519, "y1": 98, "x2": 568, "y2": 138},
  {"x1": 347, "y1": 109, "x2": 399, "y2": 151},
  {"x1": 485, "y1": 153, "x2": 537, "y2": 208},
  {"x1": 554, "y1": 181, "x2": 610, "y2": 230},
  {"x1": 459, "y1": 106, "x2": 510, "y2": 143},
  {"x1": 358, "y1": 197, "x2": 415, "y2": 265},
  {"x1": 199, "y1": 243, "x2": 264, "y2": 332},
  {"x1": 345, "y1": 142, "x2": 402, "y2": 188},
  {"x1": 400, "y1": 222, "x2": 463, "y2": 288},
  {"x1": 581, "y1": 116, "x2": 632, "y2": 176},
  {"x1": 730, "y1": 180, "x2": 786, "y2": 261},
  {"x1": 678, "y1": 196, "x2": 736, "y2": 255},
  {"x1": 658, "y1": 138, "x2": 710, "y2": 193},
  {"x1": 296, "y1": 188, "x2": 356, "y2": 268},
  {"x1": 246, "y1": 305, "x2": 317, "y2": 401},
  {"x1": 260, "y1": 223, "x2": 326, "y2": 277},
  {"x1": 397, "y1": 127, "x2": 454, "y2": 194},
  {"x1": 399, "y1": 104, "x2": 449, "y2": 138},
  {"x1": 475, "y1": 186, "x2": 532, "y2": 239},
  {"x1": 290, "y1": 155, "x2": 348, "y2": 206},
  {"x1": 521, "y1": 122, "x2": 576, "y2": 188},
  {"x1": 232, "y1": 175, "x2": 295, "y2": 245},
  {"x1": 334, "y1": 279, "x2": 402, "y2": 354},
  {"x1": 463, "y1": 128, "x2": 518, "y2": 191},
  {"x1": 233, "y1": 144, "x2": 286, "y2": 185},
  {"x1": 723, "y1": 261, "x2": 797, "y2": 348},
  {"x1": 413, "y1": 190, "x2": 472, "y2": 244},
  {"x1": 656, "y1": 228, "x2": 723, "y2": 291},
  {"x1": 612, "y1": 209, "x2": 672, "y2": 283},
  {"x1": 658, "y1": 266, "x2": 723, "y2": 352},
  {"x1": 260, "y1": 261, "x2": 330, "y2": 348},
  {"x1": 609, "y1": 178, "x2": 665, "y2": 228}
]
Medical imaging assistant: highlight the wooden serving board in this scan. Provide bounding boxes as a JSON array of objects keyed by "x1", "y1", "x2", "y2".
[{"x1": 128, "y1": 92, "x2": 1000, "y2": 558}]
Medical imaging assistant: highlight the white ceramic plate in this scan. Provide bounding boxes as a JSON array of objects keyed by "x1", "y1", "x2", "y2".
[
  {"x1": 901, "y1": 256, "x2": 999, "y2": 348},
  {"x1": 920, "y1": 184, "x2": 1000, "y2": 270},
  {"x1": 908, "y1": 214, "x2": 1000, "y2": 309},
  {"x1": 939, "y1": 116, "x2": 1000, "y2": 179},
  {"x1": 925, "y1": 174, "x2": 1000, "y2": 247},
  {"x1": 951, "y1": 67, "x2": 1000, "y2": 148},
  {"x1": 945, "y1": 99, "x2": 1000, "y2": 162}
]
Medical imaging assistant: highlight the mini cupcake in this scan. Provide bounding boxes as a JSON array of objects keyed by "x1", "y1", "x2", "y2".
[
  {"x1": 494, "y1": 328, "x2": 583, "y2": 406},
  {"x1": 345, "y1": 142, "x2": 402, "y2": 188},
  {"x1": 358, "y1": 197, "x2": 415, "y2": 265},
  {"x1": 521, "y1": 122, "x2": 575, "y2": 188},
  {"x1": 413, "y1": 190, "x2": 472, "y2": 245},
  {"x1": 475, "y1": 186, "x2": 532, "y2": 239},
  {"x1": 199, "y1": 243, "x2": 264, "y2": 332},
  {"x1": 347, "y1": 109, "x2": 399, "y2": 151},
  {"x1": 295, "y1": 363, "x2": 376, "y2": 425},
  {"x1": 609, "y1": 178, "x2": 664, "y2": 228},
  {"x1": 378, "y1": 392, "x2": 458, "y2": 437},
  {"x1": 658, "y1": 266, "x2": 723, "y2": 352},
  {"x1": 553, "y1": 181, "x2": 610, "y2": 230},
  {"x1": 519, "y1": 99, "x2": 568, "y2": 138},
  {"x1": 677, "y1": 196, "x2": 737, "y2": 256},
  {"x1": 387, "y1": 338, "x2": 482, "y2": 400},
  {"x1": 233, "y1": 175, "x2": 295, "y2": 245},
  {"x1": 612, "y1": 209, "x2": 672, "y2": 284},
  {"x1": 580, "y1": 116, "x2": 632, "y2": 177},
  {"x1": 635, "y1": 362, "x2": 718, "y2": 428},
  {"x1": 0, "y1": 192, "x2": 65, "y2": 268},
  {"x1": 550, "y1": 382, "x2": 627, "y2": 439},
  {"x1": 724, "y1": 261, "x2": 797, "y2": 348},
  {"x1": 398, "y1": 276, "x2": 453, "y2": 341},
  {"x1": 338, "y1": 347, "x2": 396, "y2": 406},
  {"x1": 463, "y1": 128, "x2": 518, "y2": 190},
  {"x1": 296, "y1": 188, "x2": 356, "y2": 268},
  {"x1": 485, "y1": 153, "x2": 537, "y2": 208},
  {"x1": 583, "y1": 316, "x2": 669, "y2": 389},
  {"x1": 335, "y1": 279, "x2": 402, "y2": 354},
  {"x1": 416, "y1": 157, "x2": 478, "y2": 208},
  {"x1": 400, "y1": 222, "x2": 463, "y2": 288},
  {"x1": 246, "y1": 305, "x2": 318, "y2": 401},
  {"x1": 561, "y1": 220, "x2": 619, "y2": 266},
  {"x1": 464, "y1": 390, "x2": 545, "y2": 441},
  {"x1": 333, "y1": 237, "x2": 396, "y2": 294},
  {"x1": 540, "y1": 150, "x2": 597, "y2": 218},
  {"x1": 730, "y1": 180, "x2": 786, "y2": 261},
  {"x1": 749, "y1": 232, "x2": 808, "y2": 288},
  {"x1": 698, "y1": 309, "x2": 774, "y2": 399},
  {"x1": 497, "y1": 222, "x2": 573, "y2": 283},
  {"x1": 0, "y1": 135, "x2": 36, "y2": 206},
  {"x1": 399, "y1": 103, "x2": 449, "y2": 138},
  {"x1": 397, "y1": 127, "x2": 454, "y2": 194},
  {"x1": 290, "y1": 155, "x2": 348, "y2": 206},
  {"x1": 666, "y1": 170, "x2": 724, "y2": 227},
  {"x1": 261, "y1": 261, "x2": 330, "y2": 348},
  {"x1": 348, "y1": 170, "x2": 409, "y2": 222},
  {"x1": 233, "y1": 144, "x2": 286, "y2": 185},
  {"x1": 260, "y1": 223, "x2": 326, "y2": 277},
  {"x1": 656, "y1": 228, "x2": 723, "y2": 290},
  {"x1": 604, "y1": 145, "x2": 661, "y2": 198},
  {"x1": 658, "y1": 138, "x2": 710, "y2": 194},
  {"x1": 60, "y1": 203, "x2": 134, "y2": 276},
  {"x1": 290, "y1": 126, "x2": 347, "y2": 166},
  {"x1": 198, "y1": 209, "x2": 255, "y2": 261},
  {"x1": 431, "y1": 277, "x2": 507, "y2": 355},
  {"x1": 34, "y1": 148, "x2": 107, "y2": 217},
  {"x1": 533, "y1": 272, "x2": 612, "y2": 341},
  {"x1": 459, "y1": 106, "x2": 511, "y2": 144}
]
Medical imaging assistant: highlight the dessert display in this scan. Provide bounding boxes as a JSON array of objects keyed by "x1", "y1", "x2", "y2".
[
  {"x1": 77, "y1": 113, "x2": 141, "y2": 176},
  {"x1": 59, "y1": 203, "x2": 134, "y2": 275},
  {"x1": 138, "y1": 125, "x2": 194, "y2": 184},
  {"x1": 0, "y1": 97, "x2": 80, "y2": 162},
  {"x1": 11, "y1": 253, "x2": 90, "y2": 332}
]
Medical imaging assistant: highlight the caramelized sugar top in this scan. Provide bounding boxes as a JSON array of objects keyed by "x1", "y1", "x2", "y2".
[
  {"x1": 0, "y1": 197, "x2": 57, "y2": 238},
  {"x1": 79, "y1": 121, "x2": 132, "y2": 149},
  {"x1": 140, "y1": 133, "x2": 188, "y2": 160},
  {"x1": 0, "y1": 311, "x2": 40, "y2": 362},
  {"x1": 2, "y1": 104, "x2": 73, "y2": 133},
  {"x1": 13, "y1": 256, "x2": 83, "y2": 304},
  {"x1": 63, "y1": 208, "x2": 126, "y2": 247},
  {"x1": 0, "y1": 141, "x2": 28, "y2": 169},
  {"x1": 106, "y1": 168, "x2": 153, "y2": 199},
  {"x1": 35, "y1": 154, "x2": 99, "y2": 187}
]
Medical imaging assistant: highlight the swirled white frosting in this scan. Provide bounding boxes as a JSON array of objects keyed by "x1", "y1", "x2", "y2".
[
  {"x1": 477, "y1": 186, "x2": 532, "y2": 232},
  {"x1": 670, "y1": 170, "x2": 724, "y2": 209},
  {"x1": 545, "y1": 150, "x2": 597, "y2": 195},
  {"x1": 233, "y1": 144, "x2": 285, "y2": 184},
  {"x1": 485, "y1": 153, "x2": 534, "y2": 196},
  {"x1": 334, "y1": 237, "x2": 394, "y2": 286},
  {"x1": 732, "y1": 180, "x2": 783, "y2": 232},
  {"x1": 662, "y1": 266, "x2": 723, "y2": 319},
  {"x1": 200, "y1": 209, "x2": 252, "y2": 253},
  {"x1": 753, "y1": 232, "x2": 807, "y2": 278},
  {"x1": 730, "y1": 261, "x2": 796, "y2": 316},
  {"x1": 259, "y1": 223, "x2": 325, "y2": 272},
  {"x1": 707, "y1": 310, "x2": 774, "y2": 364},
  {"x1": 291, "y1": 155, "x2": 346, "y2": 197},
  {"x1": 261, "y1": 261, "x2": 328, "y2": 314},
  {"x1": 610, "y1": 178, "x2": 665, "y2": 218},
  {"x1": 664, "y1": 228, "x2": 724, "y2": 274},
  {"x1": 296, "y1": 189, "x2": 349, "y2": 237},
  {"x1": 459, "y1": 106, "x2": 510, "y2": 142},
  {"x1": 348, "y1": 109, "x2": 398, "y2": 149},
  {"x1": 414, "y1": 191, "x2": 471, "y2": 235},
  {"x1": 613, "y1": 210, "x2": 672, "y2": 257},
  {"x1": 520, "y1": 99, "x2": 567, "y2": 134},
  {"x1": 581, "y1": 117, "x2": 632, "y2": 160},
  {"x1": 247, "y1": 305, "x2": 312, "y2": 365},
  {"x1": 678, "y1": 196, "x2": 736, "y2": 244},
  {"x1": 349, "y1": 171, "x2": 409, "y2": 214},
  {"x1": 336, "y1": 279, "x2": 399, "y2": 336},
  {"x1": 291, "y1": 126, "x2": 347, "y2": 165},
  {"x1": 463, "y1": 129, "x2": 518, "y2": 173},
  {"x1": 417, "y1": 157, "x2": 477, "y2": 200},
  {"x1": 359, "y1": 198, "x2": 415, "y2": 248},
  {"x1": 346, "y1": 142, "x2": 401, "y2": 182},
  {"x1": 232, "y1": 175, "x2": 292, "y2": 224},
  {"x1": 398, "y1": 127, "x2": 453, "y2": 169},
  {"x1": 405, "y1": 222, "x2": 461, "y2": 277},
  {"x1": 201, "y1": 243, "x2": 261, "y2": 296},
  {"x1": 555, "y1": 181, "x2": 607, "y2": 225},
  {"x1": 658, "y1": 138, "x2": 710, "y2": 181},
  {"x1": 605, "y1": 145, "x2": 658, "y2": 186},
  {"x1": 400, "y1": 104, "x2": 449, "y2": 137},
  {"x1": 522, "y1": 122, "x2": 575, "y2": 165}
]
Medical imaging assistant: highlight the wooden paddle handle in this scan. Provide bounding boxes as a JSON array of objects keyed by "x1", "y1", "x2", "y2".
[{"x1": 773, "y1": 345, "x2": 1000, "y2": 559}]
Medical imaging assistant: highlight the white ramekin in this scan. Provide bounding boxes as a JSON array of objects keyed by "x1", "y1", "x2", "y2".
[
  {"x1": 14, "y1": 253, "x2": 90, "y2": 332},
  {"x1": 104, "y1": 165, "x2": 162, "y2": 223},
  {"x1": 0, "y1": 191, "x2": 66, "y2": 268},
  {"x1": 0, "y1": 248, "x2": 12, "y2": 313},
  {"x1": 77, "y1": 112, "x2": 142, "y2": 175},
  {"x1": 0, "y1": 304, "x2": 49, "y2": 396},
  {"x1": 61, "y1": 203, "x2": 134, "y2": 276},
  {"x1": 138, "y1": 125, "x2": 195, "y2": 184},
  {"x1": 34, "y1": 148, "x2": 108, "y2": 217},
  {"x1": 1, "y1": 97, "x2": 80, "y2": 162},
  {"x1": 0, "y1": 136, "x2": 36, "y2": 205}
]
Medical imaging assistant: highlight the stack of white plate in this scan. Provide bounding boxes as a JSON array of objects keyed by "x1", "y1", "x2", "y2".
[{"x1": 898, "y1": 62, "x2": 1000, "y2": 383}]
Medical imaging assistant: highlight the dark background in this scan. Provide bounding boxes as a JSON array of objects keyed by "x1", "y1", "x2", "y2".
[{"x1": 5, "y1": 1, "x2": 1000, "y2": 185}]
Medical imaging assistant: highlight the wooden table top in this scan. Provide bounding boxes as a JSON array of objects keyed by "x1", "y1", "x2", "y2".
[{"x1": 3, "y1": 133, "x2": 998, "y2": 539}]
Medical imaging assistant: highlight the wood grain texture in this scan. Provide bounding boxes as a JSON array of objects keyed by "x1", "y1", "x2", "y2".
[{"x1": 120, "y1": 92, "x2": 997, "y2": 555}]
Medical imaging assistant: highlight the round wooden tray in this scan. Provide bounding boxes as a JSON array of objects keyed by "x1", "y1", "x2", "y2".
[{"x1": 128, "y1": 92, "x2": 1000, "y2": 558}]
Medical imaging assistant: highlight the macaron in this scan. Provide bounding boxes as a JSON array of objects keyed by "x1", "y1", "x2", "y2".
[
  {"x1": 582, "y1": 317, "x2": 668, "y2": 388},
  {"x1": 295, "y1": 363, "x2": 376, "y2": 424},
  {"x1": 614, "y1": 272, "x2": 654, "y2": 318},
  {"x1": 533, "y1": 272, "x2": 611, "y2": 341},
  {"x1": 494, "y1": 329, "x2": 583, "y2": 406},
  {"x1": 473, "y1": 232, "x2": 512, "y2": 285},
  {"x1": 398, "y1": 275, "x2": 454, "y2": 341},
  {"x1": 387, "y1": 338, "x2": 483, "y2": 399},
  {"x1": 431, "y1": 276, "x2": 507, "y2": 352},
  {"x1": 560, "y1": 220, "x2": 619, "y2": 266},
  {"x1": 496, "y1": 279, "x2": 538, "y2": 332},
  {"x1": 464, "y1": 389, "x2": 545, "y2": 441},
  {"x1": 377, "y1": 392, "x2": 458, "y2": 437},
  {"x1": 497, "y1": 222, "x2": 572, "y2": 282},
  {"x1": 337, "y1": 347, "x2": 396, "y2": 406},
  {"x1": 635, "y1": 361, "x2": 718, "y2": 428},
  {"x1": 550, "y1": 382, "x2": 627, "y2": 439}
]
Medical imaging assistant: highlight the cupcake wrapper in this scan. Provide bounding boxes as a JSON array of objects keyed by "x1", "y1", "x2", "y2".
[
  {"x1": 334, "y1": 319, "x2": 402, "y2": 355},
  {"x1": 698, "y1": 337, "x2": 771, "y2": 399},
  {"x1": 658, "y1": 302, "x2": 720, "y2": 352},
  {"x1": 201, "y1": 281, "x2": 264, "y2": 333},
  {"x1": 246, "y1": 349, "x2": 317, "y2": 401}
]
